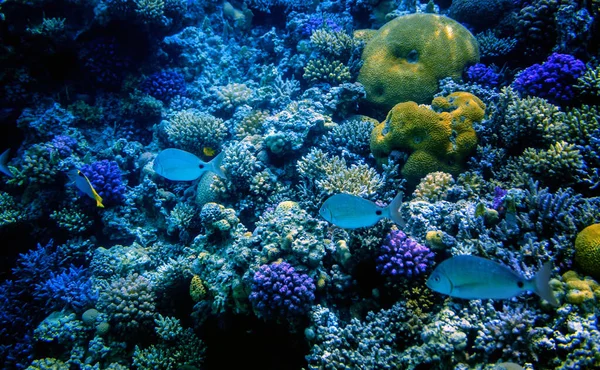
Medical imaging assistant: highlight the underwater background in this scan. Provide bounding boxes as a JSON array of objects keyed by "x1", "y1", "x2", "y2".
[{"x1": 0, "y1": 0, "x2": 599, "y2": 369}]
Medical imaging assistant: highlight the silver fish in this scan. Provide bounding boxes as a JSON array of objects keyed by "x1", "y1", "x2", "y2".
[
  {"x1": 319, "y1": 192, "x2": 404, "y2": 229},
  {"x1": 426, "y1": 255, "x2": 558, "y2": 307},
  {"x1": 0, "y1": 149, "x2": 15, "y2": 178}
]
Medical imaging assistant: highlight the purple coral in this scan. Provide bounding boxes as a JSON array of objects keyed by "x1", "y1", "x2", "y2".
[
  {"x1": 80, "y1": 160, "x2": 126, "y2": 205},
  {"x1": 466, "y1": 63, "x2": 500, "y2": 87},
  {"x1": 492, "y1": 186, "x2": 508, "y2": 210},
  {"x1": 301, "y1": 16, "x2": 342, "y2": 36},
  {"x1": 376, "y1": 230, "x2": 434, "y2": 278},
  {"x1": 141, "y1": 70, "x2": 187, "y2": 102},
  {"x1": 50, "y1": 135, "x2": 78, "y2": 157},
  {"x1": 512, "y1": 53, "x2": 585, "y2": 105},
  {"x1": 249, "y1": 262, "x2": 316, "y2": 319}
]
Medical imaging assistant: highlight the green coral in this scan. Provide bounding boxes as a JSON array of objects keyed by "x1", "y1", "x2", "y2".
[
  {"x1": 358, "y1": 14, "x2": 479, "y2": 110},
  {"x1": 303, "y1": 59, "x2": 351, "y2": 85},
  {"x1": 310, "y1": 29, "x2": 356, "y2": 61},
  {"x1": 132, "y1": 315, "x2": 205, "y2": 369},
  {"x1": 50, "y1": 205, "x2": 93, "y2": 234},
  {"x1": 475, "y1": 30, "x2": 517, "y2": 58},
  {"x1": 26, "y1": 358, "x2": 69, "y2": 370},
  {"x1": 412, "y1": 171, "x2": 454, "y2": 202},
  {"x1": 0, "y1": 191, "x2": 24, "y2": 227},
  {"x1": 575, "y1": 64, "x2": 600, "y2": 98},
  {"x1": 370, "y1": 92, "x2": 484, "y2": 185},
  {"x1": 163, "y1": 109, "x2": 227, "y2": 157},
  {"x1": 575, "y1": 223, "x2": 600, "y2": 280},
  {"x1": 520, "y1": 141, "x2": 585, "y2": 182},
  {"x1": 297, "y1": 148, "x2": 383, "y2": 198},
  {"x1": 235, "y1": 109, "x2": 269, "y2": 138},
  {"x1": 9, "y1": 143, "x2": 60, "y2": 186}
]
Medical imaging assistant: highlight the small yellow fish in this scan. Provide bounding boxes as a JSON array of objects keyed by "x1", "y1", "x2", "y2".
[
  {"x1": 203, "y1": 146, "x2": 216, "y2": 157},
  {"x1": 67, "y1": 169, "x2": 104, "y2": 208}
]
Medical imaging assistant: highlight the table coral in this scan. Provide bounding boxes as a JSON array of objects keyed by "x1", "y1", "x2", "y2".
[
  {"x1": 370, "y1": 92, "x2": 484, "y2": 186},
  {"x1": 358, "y1": 14, "x2": 479, "y2": 110}
]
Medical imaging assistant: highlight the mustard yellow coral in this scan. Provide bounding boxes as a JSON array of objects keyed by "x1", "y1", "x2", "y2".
[
  {"x1": 190, "y1": 275, "x2": 207, "y2": 302},
  {"x1": 370, "y1": 92, "x2": 484, "y2": 185},
  {"x1": 358, "y1": 14, "x2": 479, "y2": 110},
  {"x1": 561, "y1": 270, "x2": 600, "y2": 305},
  {"x1": 574, "y1": 223, "x2": 600, "y2": 279}
]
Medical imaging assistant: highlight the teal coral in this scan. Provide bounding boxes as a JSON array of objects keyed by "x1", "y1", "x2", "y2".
[{"x1": 303, "y1": 59, "x2": 351, "y2": 85}]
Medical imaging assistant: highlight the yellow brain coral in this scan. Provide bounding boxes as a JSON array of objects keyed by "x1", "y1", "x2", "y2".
[
  {"x1": 358, "y1": 14, "x2": 479, "y2": 110},
  {"x1": 370, "y1": 92, "x2": 484, "y2": 185},
  {"x1": 575, "y1": 223, "x2": 600, "y2": 279}
]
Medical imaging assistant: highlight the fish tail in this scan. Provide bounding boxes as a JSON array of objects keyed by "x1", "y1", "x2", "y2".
[
  {"x1": 208, "y1": 151, "x2": 226, "y2": 179},
  {"x1": 533, "y1": 261, "x2": 559, "y2": 307},
  {"x1": 0, "y1": 149, "x2": 14, "y2": 178},
  {"x1": 96, "y1": 199, "x2": 105, "y2": 208},
  {"x1": 387, "y1": 191, "x2": 405, "y2": 227}
]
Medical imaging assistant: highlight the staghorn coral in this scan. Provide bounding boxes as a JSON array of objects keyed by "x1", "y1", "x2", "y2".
[
  {"x1": 475, "y1": 30, "x2": 517, "y2": 59},
  {"x1": 50, "y1": 206, "x2": 94, "y2": 234},
  {"x1": 309, "y1": 29, "x2": 355, "y2": 61},
  {"x1": 575, "y1": 64, "x2": 600, "y2": 99},
  {"x1": 297, "y1": 148, "x2": 383, "y2": 199},
  {"x1": 303, "y1": 59, "x2": 351, "y2": 85},
  {"x1": 520, "y1": 141, "x2": 586, "y2": 184},
  {"x1": 320, "y1": 115, "x2": 376, "y2": 162},
  {"x1": 212, "y1": 83, "x2": 254, "y2": 112}
]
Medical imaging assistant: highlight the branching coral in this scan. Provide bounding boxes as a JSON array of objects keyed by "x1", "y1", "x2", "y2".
[{"x1": 163, "y1": 109, "x2": 227, "y2": 157}]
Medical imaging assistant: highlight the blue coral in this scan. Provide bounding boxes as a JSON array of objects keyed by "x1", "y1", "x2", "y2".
[
  {"x1": 376, "y1": 229, "x2": 434, "y2": 278},
  {"x1": 141, "y1": 71, "x2": 187, "y2": 102},
  {"x1": 249, "y1": 261, "x2": 316, "y2": 319},
  {"x1": 34, "y1": 265, "x2": 98, "y2": 313},
  {"x1": 301, "y1": 15, "x2": 342, "y2": 36},
  {"x1": 81, "y1": 160, "x2": 126, "y2": 206},
  {"x1": 513, "y1": 53, "x2": 585, "y2": 105},
  {"x1": 466, "y1": 63, "x2": 500, "y2": 88},
  {"x1": 50, "y1": 134, "x2": 78, "y2": 157}
]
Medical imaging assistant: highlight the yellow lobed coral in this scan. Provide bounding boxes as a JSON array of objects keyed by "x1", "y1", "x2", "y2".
[
  {"x1": 561, "y1": 270, "x2": 600, "y2": 305},
  {"x1": 358, "y1": 14, "x2": 479, "y2": 110},
  {"x1": 575, "y1": 223, "x2": 600, "y2": 280},
  {"x1": 189, "y1": 275, "x2": 207, "y2": 302},
  {"x1": 370, "y1": 92, "x2": 484, "y2": 185}
]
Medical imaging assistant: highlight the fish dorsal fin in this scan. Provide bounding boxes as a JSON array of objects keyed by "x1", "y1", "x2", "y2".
[{"x1": 154, "y1": 148, "x2": 202, "y2": 181}]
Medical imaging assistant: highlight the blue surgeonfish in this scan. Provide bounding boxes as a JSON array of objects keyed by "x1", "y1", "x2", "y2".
[
  {"x1": 0, "y1": 149, "x2": 15, "y2": 178},
  {"x1": 67, "y1": 169, "x2": 104, "y2": 208},
  {"x1": 153, "y1": 148, "x2": 226, "y2": 181},
  {"x1": 319, "y1": 192, "x2": 404, "y2": 229},
  {"x1": 426, "y1": 255, "x2": 559, "y2": 307}
]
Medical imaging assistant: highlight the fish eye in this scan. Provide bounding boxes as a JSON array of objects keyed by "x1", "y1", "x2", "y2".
[
  {"x1": 517, "y1": 281, "x2": 524, "y2": 288},
  {"x1": 434, "y1": 276, "x2": 440, "y2": 282},
  {"x1": 375, "y1": 210, "x2": 382, "y2": 215},
  {"x1": 199, "y1": 164, "x2": 204, "y2": 169}
]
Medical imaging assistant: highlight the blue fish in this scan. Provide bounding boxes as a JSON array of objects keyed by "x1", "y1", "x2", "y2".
[
  {"x1": 153, "y1": 148, "x2": 226, "y2": 181},
  {"x1": 426, "y1": 255, "x2": 558, "y2": 307},
  {"x1": 67, "y1": 169, "x2": 104, "y2": 208},
  {"x1": 319, "y1": 192, "x2": 404, "y2": 229},
  {"x1": 0, "y1": 149, "x2": 15, "y2": 178}
]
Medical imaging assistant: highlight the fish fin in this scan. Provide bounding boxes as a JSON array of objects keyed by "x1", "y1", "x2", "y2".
[
  {"x1": 387, "y1": 191, "x2": 405, "y2": 227},
  {"x1": 0, "y1": 149, "x2": 15, "y2": 178},
  {"x1": 96, "y1": 198, "x2": 105, "y2": 208},
  {"x1": 533, "y1": 262, "x2": 559, "y2": 307},
  {"x1": 208, "y1": 151, "x2": 226, "y2": 179}
]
